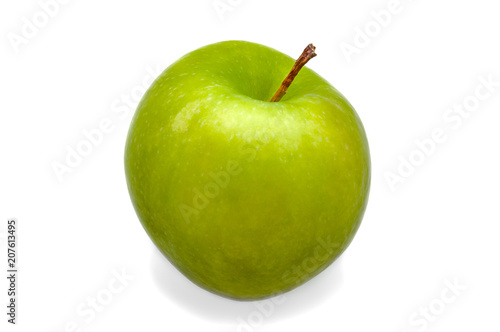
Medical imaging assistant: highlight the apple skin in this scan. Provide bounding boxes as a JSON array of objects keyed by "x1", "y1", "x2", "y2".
[{"x1": 125, "y1": 41, "x2": 370, "y2": 300}]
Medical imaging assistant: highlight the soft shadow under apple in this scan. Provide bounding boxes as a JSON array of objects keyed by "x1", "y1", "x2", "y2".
[{"x1": 151, "y1": 246, "x2": 344, "y2": 323}]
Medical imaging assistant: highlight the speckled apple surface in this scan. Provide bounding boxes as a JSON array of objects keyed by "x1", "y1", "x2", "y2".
[{"x1": 125, "y1": 40, "x2": 370, "y2": 300}]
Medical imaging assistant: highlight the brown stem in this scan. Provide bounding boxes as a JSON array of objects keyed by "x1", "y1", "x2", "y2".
[{"x1": 270, "y1": 43, "x2": 317, "y2": 102}]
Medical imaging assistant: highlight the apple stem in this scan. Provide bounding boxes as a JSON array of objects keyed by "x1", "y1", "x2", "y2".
[{"x1": 270, "y1": 43, "x2": 317, "y2": 102}]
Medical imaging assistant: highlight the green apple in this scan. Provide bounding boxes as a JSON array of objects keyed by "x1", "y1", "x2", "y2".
[{"x1": 125, "y1": 40, "x2": 370, "y2": 300}]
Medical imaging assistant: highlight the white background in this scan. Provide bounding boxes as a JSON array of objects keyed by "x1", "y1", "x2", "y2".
[{"x1": 1, "y1": 0, "x2": 499, "y2": 331}]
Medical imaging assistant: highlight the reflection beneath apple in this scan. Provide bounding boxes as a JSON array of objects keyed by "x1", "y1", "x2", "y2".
[{"x1": 151, "y1": 247, "x2": 344, "y2": 323}]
